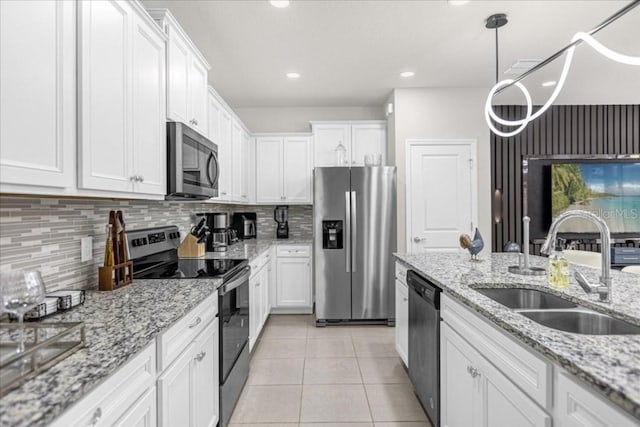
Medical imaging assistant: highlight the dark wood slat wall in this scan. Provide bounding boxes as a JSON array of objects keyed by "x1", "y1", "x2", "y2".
[{"x1": 490, "y1": 104, "x2": 640, "y2": 254}]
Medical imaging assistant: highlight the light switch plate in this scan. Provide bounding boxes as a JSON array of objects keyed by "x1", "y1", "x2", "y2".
[{"x1": 81, "y1": 237, "x2": 93, "y2": 262}]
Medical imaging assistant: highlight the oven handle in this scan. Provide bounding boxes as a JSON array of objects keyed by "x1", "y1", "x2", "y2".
[{"x1": 219, "y1": 267, "x2": 251, "y2": 295}]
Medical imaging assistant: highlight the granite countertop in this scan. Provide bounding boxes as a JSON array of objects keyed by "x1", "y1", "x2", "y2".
[
  {"x1": 0, "y1": 238, "x2": 312, "y2": 427},
  {"x1": 0, "y1": 277, "x2": 221, "y2": 427},
  {"x1": 394, "y1": 251, "x2": 640, "y2": 420}
]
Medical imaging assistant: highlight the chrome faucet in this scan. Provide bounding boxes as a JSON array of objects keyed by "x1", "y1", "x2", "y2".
[{"x1": 540, "y1": 210, "x2": 612, "y2": 303}]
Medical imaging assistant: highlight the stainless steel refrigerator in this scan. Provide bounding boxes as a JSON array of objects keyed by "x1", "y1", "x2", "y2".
[{"x1": 314, "y1": 166, "x2": 397, "y2": 324}]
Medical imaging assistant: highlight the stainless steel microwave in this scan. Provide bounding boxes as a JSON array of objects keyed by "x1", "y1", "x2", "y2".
[{"x1": 166, "y1": 122, "x2": 219, "y2": 200}]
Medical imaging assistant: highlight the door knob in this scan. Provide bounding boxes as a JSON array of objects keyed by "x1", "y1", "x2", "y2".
[{"x1": 413, "y1": 237, "x2": 426, "y2": 243}]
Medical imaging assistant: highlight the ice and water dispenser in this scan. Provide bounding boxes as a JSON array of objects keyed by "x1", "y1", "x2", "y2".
[{"x1": 322, "y1": 221, "x2": 343, "y2": 249}]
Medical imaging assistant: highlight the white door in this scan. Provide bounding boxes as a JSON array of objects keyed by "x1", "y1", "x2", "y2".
[
  {"x1": 193, "y1": 319, "x2": 219, "y2": 427},
  {"x1": 276, "y1": 258, "x2": 311, "y2": 307},
  {"x1": 131, "y1": 14, "x2": 166, "y2": 195},
  {"x1": 262, "y1": 260, "x2": 271, "y2": 324},
  {"x1": 351, "y1": 124, "x2": 386, "y2": 166},
  {"x1": 481, "y1": 358, "x2": 551, "y2": 427},
  {"x1": 113, "y1": 387, "x2": 157, "y2": 427},
  {"x1": 0, "y1": 0, "x2": 75, "y2": 189},
  {"x1": 158, "y1": 342, "x2": 194, "y2": 427},
  {"x1": 217, "y1": 109, "x2": 232, "y2": 200},
  {"x1": 189, "y1": 58, "x2": 208, "y2": 134},
  {"x1": 394, "y1": 279, "x2": 409, "y2": 366},
  {"x1": 231, "y1": 121, "x2": 243, "y2": 201},
  {"x1": 249, "y1": 271, "x2": 261, "y2": 351},
  {"x1": 283, "y1": 136, "x2": 312, "y2": 203},
  {"x1": 256, "y1": 137, "x2": 283, "y2": 203},
  {"x1": 441, "y1": 323, "x2": 482, "y2": 427},
  {"x1": 78, "y1": 0, "x2": 134, "y2": 192},
  {"x1": 166, "y1": 26, "x2": 190, "y2": 123},
  {"x1": 313, "y1": 124, "x2": 351, "y2": 167},
  {"x1": 407, "y1": 141, "x2": 476, "y2": 252},
  {"x1": 242, "y1": 130, "x2": 253, "y2": 203}
]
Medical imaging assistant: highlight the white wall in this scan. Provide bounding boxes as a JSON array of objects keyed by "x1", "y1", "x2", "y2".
[
  {"x1": 234, "y1": 106, "x2": 385, "y2": 133},
  {"x1": 390, "y1": 88, "x2": 491, "y2": 252}
]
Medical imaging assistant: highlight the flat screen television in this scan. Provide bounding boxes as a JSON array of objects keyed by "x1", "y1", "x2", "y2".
[{"x1": 551, "y1": 162, "x2": 640, "y2": 234}]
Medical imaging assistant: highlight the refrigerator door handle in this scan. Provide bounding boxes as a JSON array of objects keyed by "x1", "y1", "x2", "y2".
[
  {"x1": 345, "y1": 191, "x2": 351, "y2": 273},
  {"x1": 351, "y1": 190, "x2": 357, "y2": 272}
]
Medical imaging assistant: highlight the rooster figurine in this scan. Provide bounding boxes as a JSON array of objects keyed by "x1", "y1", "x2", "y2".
[{"x1": 459, "y1": 228, "x2": 484, "y2": 261}]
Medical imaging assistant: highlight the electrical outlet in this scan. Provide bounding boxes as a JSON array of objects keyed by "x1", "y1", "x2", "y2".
[{"x1": 81, "y1": 237, "x2": 93, "y2": 262}]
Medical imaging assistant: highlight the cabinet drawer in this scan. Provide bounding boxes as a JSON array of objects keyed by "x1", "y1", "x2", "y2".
[
  {"x1": 250, "y1": 251, "x2": 270, "y2": 276},
  {"x1": 51, "y1": 343, "x2": 156, "y2": 427},
  {"x1": 277, "y1": 245, "x2": 310, "y2": 257},
  {"x1": 395, "y1": 261, "x2": 408, "y2": 284},
  {"x1": 441, "y1": 294, "x2": 552, "y2": 410},
  {"x1": 157, "y1": 292, "x2": 217, "y2": 372}
]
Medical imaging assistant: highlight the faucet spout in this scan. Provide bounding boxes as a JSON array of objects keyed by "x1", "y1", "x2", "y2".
[{"x1": 541, "y1": 210, "x2": 612, "y2": 302}]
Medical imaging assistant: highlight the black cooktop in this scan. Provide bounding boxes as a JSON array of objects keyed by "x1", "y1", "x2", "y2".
[{"x1": 134, "y1": 258, "x2": 247, "y2": 281}]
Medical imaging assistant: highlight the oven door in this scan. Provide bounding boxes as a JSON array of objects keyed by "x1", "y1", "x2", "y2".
[
  {"x1": 167, "y1": 122, "x2": 219, "y2": 200},
  {"x1": 218, "y1": 266, "x2": 250, "y2": 383}
]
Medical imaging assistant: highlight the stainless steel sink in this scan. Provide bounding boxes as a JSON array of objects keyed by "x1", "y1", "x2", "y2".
[
  {"x1": 520, "y1": 310, "x2": 640, "y2": 335},
  {"x1": 474, "y1": 288, "x2": 578, "y2": 310}
]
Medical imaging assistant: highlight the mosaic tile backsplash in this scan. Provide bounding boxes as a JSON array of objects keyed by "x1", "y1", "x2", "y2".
[{"x1": 0, "y1": 196, "x2": 312, "y2": 292}]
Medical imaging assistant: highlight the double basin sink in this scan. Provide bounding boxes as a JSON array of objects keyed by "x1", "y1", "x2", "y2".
[{"x1": 474, "y1": 287, "x2": 640, "y2": 335}]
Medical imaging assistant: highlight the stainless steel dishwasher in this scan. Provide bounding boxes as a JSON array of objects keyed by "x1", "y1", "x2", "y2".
[{"x1": 407, "y1": 270, "x2": 442, "y2": 427}]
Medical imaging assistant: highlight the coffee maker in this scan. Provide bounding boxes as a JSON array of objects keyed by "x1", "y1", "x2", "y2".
[
  {"x1": 204, "y1": 212, "x2": 230, "y2": 252},
  {"x1": 274, "y1": 205, "x2": 289, "y2": 239}
]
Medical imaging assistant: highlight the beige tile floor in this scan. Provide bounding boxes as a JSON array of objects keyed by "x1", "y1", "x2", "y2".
[{"x1": 229, "y1": 314, "x2": 432, "y2": 427}]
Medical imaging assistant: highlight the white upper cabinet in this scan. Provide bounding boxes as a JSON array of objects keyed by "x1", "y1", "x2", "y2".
[
  {"x1": 208, "y1": 89, "x2": 232, "y2": 201},
  {"x1": 312, "y1": 121, "x2": 387, "y2": 167},
  {"x1": 255, "y1": 135, "x2": 312, "y2": 204},
  {"x1": 0, "y1": 0, "x2": 76, "y2": 191},
  {"x1": 148, "y1": 9, "x2": 210, "y2": 136},
  {"x1": 231, "y1": 121, "x2": 244, "y2": 202},
  {"x1": 78, "y1": 0, "x2": 166, "y2": 196}
]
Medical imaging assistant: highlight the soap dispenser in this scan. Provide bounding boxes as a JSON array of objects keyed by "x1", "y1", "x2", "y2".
[{"x1": 548, "y1": 239, "x2": 569, "y2": 290}]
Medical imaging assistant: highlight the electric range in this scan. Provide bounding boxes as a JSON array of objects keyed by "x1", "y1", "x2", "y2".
[{"x1": 126, "y1": 225, "x2": 250, "y2": 427}]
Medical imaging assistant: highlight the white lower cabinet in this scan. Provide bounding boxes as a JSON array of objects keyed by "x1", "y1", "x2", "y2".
[
  {"x1": 554, "y1": 371, "x2": 637, "y2": 427},
  {"x1": 113, "y1": 387, "x2": 157, "y2": 427},
  {"x1": 249, "y1": 252, "x2": 272, "y2": 352},
  {"x1": 50, "y1": 343, "x2": 157, "y2": 427},
  {"x1": 394, "y1": 278, "x2": 409, "y2": 366},
  {"x1": 273, "y1": 245, "x2": 312, "y2": 313},
  {"x1": 441, "y1": 322, "x2": 550, "y2": 427}
]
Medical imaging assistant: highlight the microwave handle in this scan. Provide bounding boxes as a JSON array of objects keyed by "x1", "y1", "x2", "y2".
[{"x1": 206, "y1": 152, "x2": 219, "y2": 187}]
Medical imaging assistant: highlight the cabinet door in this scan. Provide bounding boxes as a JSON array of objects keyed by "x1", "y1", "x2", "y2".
[
  {"x1": 313, "y1": 124, "x2": 351, "y2": 167},
  {"x1": 0, "y1": 0, "x2": 75, "y2": 189},
  {"x1": 166, "y1": 26, "x2": 190, "y2": 124},
  {"x1": 158, "y1": 342, "x2": 195, "y2": 427},
  {"x1": 217, "y1": 109, "x2": 233, "y2": 200},
  {"x1": 194, "y1": 319, "x2": 220, "y2": 427},
  {"x1": 276, "y1": 257, "x2": 311, "y2": 307},
  {"x1": 283, "y1": 136, "x2": 312, "y2": 203},
  {"x1": 394, "y1": 279, "x2": 409, "y2": 366},
  {"x1": 207, "y1": 91, "x2": 220, "y2": 142},
  {"x1": 256, "y1": 137, "x2": 283, "y2": 203},
  {"x1": 113, "y1": 387, "x2": 157, "y2": 427},
  {"x1": 249, "y1": 272, "x2": 260, "y2": 351},
  {"x1": 481, "y1": 357, "x2": 551, "y2": 427},
  {"x1": 441, "y1": 323, "x2": 482, "y2": 427},
  {"x1": 351, "y1": 123, "x2": 386, "y2": 166},
  {"x1": 189, "y1": 58, "x2": 208, "y2": 134},
  {"x1": 263, "y1": 256, "x2": 271, "y2": 323},
  {"x1": 131, "y1": 13, "x2": 166, "y2": 195},
  {"x1": 231, "y1": 121, "x2": 245, "y2": 201},
  {"x1": 242, "y1": 130, "x2": 253, "y2": 203},
  {"x1": 78, "y1": 0, "x2": 134, "y2": 192}
]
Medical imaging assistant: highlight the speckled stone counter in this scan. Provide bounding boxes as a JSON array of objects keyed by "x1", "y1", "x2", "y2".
[
  {"x1": 394, "y1": 251, "x2": 640, "y2": 420},
  {"x1": 0, "y1": 277, "x2": 221, "y2": 427},
  {"x1": 202, "y1": 238, "x2": 313, "y2": 262}
]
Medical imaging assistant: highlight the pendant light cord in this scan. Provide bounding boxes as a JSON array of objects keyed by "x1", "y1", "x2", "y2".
[{"x1": 495, "y1": 27, "x2": 499, "y2": 84}]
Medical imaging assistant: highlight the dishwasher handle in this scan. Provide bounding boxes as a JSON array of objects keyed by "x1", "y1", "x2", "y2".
[{"x1": 407, "y1": 270, "x2": 441, "y2": 307}]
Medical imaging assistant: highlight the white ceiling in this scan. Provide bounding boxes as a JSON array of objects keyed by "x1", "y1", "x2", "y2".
[{"x1": 142, "y1": 0, "x2": 640, "y2": 108}]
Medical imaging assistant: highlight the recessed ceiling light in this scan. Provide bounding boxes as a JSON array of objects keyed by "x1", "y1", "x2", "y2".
[
  {"x1": 542, "y1": 80, "x2": 557, "y2": 87},
  {"x1": 269, "y1": 0, "x2": 290, "y2": 8},
  {"x1": 448, "y1": 0, "x2": 470, "y2": 5},
  {"x1": 286, "y1": 72, "x2": 300, "y2": 79},
  {"x1": 400, "y1": 71, "x2": 415, "y2": 78}
]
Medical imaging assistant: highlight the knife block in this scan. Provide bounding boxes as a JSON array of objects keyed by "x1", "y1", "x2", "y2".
[{"x1": 178, "y1": 234, "x2": 205, "y2": 258}]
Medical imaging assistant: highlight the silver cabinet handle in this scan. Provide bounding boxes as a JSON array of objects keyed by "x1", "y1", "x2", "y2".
[
  {"x1": 467, "y1": 365, "x2": 480, "y2": 378},
  {"x1": 130, "y1": 176, "x2": 138, "y2": 182},
  {"x1": 403, "y1": 297, "x2": 408, "y2": 302},
  {"x1": 195, "y1": 351, "x2": 206, "y2": 362},
  {"x1": 88, "y1": 407, "x2": 102, "y2": 426},
  {"x1": 413, "y1": 236, "x2": 427, "y2": 243},
  {"x1": 139, "y1": 175, "x2": 144, "y2": 183},
  {"x1": 188, "y1": 316, "x2": 202, "y2": 329},
  {"x1": 351, "y1": 191, "x2": 357, "y2": 273},
  {"x1": 221, "y1": 192, "x2": 227, "y2": 195}
]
